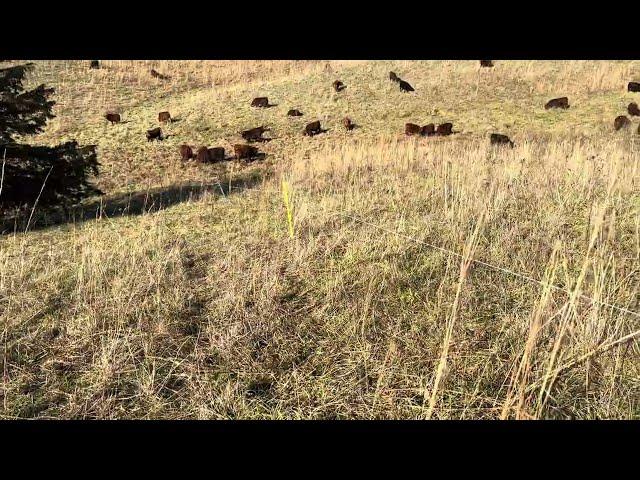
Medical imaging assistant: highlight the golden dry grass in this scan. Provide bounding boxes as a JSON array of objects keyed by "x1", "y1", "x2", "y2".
[{"x1": 1, "y1": 60, "x2": 639, "y2": 419}]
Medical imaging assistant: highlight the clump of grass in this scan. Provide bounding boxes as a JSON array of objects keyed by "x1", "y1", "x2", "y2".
[{"x1": 281, "y1": 177, "x2": 295, "y2": 239}]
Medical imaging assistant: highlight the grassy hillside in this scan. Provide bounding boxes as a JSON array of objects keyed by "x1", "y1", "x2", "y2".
[{"x1": 1, "y1": 60, "x2": 639, "y2": 419}]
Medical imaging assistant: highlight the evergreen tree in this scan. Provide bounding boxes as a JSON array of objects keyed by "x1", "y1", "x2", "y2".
[{"x1": 0, "y1": 63, "x2": 102, "y2": 214}]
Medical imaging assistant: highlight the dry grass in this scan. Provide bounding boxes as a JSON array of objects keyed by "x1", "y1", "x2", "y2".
[{"x1": 1, "y1": 60, "x2": 639, "y2": 419}]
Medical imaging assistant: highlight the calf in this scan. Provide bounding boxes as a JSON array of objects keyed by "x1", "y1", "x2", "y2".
[
  {"x1": 333, "y1": 80, "x2": 346, "y2": 92},
  {"x1": 287, "y1": 109, "x2": 303, "y2": 117},
  {"x1": 627, "y1": 102, "x2": 640, "y2": 116},
  {"x1": 421, "y1": 124, "x2": 435, "y2": 136},
  {"x1": 304, "y1": 120, "x2": 323, "y2": 136},
  {"x1": 208, "y1": 147, "x2": 225, "y2": 162},
  {"x1": 234, "y1": 144, "x2": 260, "y2": 160},
  {"x1": 251, "y1": 97, "x2": 270, "y2": 108},
  {"x1": 146, "y1": 127, "x2": 163, "y2": 141},
  {"x1": 343, "y1": 117, "x2": 355, "y2": 131},
  {"x1": 405, "y1": 123, "x2": 421, "y2": 136},
  {"x1": 241, "y1": 126, "x2": 269, "y2": 142},
  {"x1": 436, "y1": 123, "x2": 453, "y2": 136},
  {"x1": 490, "y1": 133, "x2": 514, "y2": 147},
  {"x1": 179, "y1": 144, "x2": 194, "y2": 161},
  {"x1": 90, "y1": 60, "x2": 100, "y2": 69},
  {"x1": 105, "y1": 112, "x2": 121, "y2": 125},
  {"x1": 614, "y1": 115, "x2": 631, "y2": 131},
  {"x1": 628, "y1": 82, "x2": 640, "y2": 93},
  {"x1": 399, "y1": 80, "x2": 414, "y2": 92},
  {"x1": 158, "y1": 111, "x2": 172, "y2": 123},
  {"x1": 389, "y1": 71, "x2": 400, "y2": 83},
  {"x1": 480, "y1": 60, "x2": 494, "y2": 68},
  {"x1": 545, "y1": 97, "x2": 570, "y2": 109}
]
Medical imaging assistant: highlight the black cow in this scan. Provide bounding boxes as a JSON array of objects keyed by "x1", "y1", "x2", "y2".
[
  {"x1": 90, "y1": 60, "x2": 100, "y2": 69},
  {"x1": 180, "y1": 144, "x2": 194, "y2": 161},
  {"x1": 480, "y1": 60, "x2": 494, "y2": 68},
  {"x1": 436, "y1": 123, "x2": 453, "y2": 136},
  {"x1": 208, "y1": 147, "x2": 226, "y2": 162},
  {"x1": 490, "y1": 133, "x2": 514, "y2": 147},
  {"x1": 333, "y1": 80, "x2": 346, "y2": 92},
  {"x1": 627, "y1": 102, "x2": 640, "y2": 116},
  {"x1": 151, "y1": 69, "x2": 170, "y2": 80},
  {"x1": 234, "y1": 144, "x2": 260, "y2": 160},
  {"x1": 545, "y1": 97, "x2": 570, "y2": 109},
  {"x1": 195, "y1": 147, "x2": 210, "y2": 163},
  {"x1": 287, "y1": 109, "x2": 303, "y2": 117},
  {"x1": 158, "y1": 111, "x2": 172, "y2": 123},
  {"x1": 105, "y1": 112, "x2": 121, "y2": 125},
  {"x1": 241, "y1": 126, "x2": 269, "y2": 142},
  {"x1": 146, "y1": 127, "x2": 163, "y2": 141},
  {"x1": 421, "y1": 124, "x2": 436, "y2": 136},
  {"x1": 304, "y1": 120, "x2": 323, "y2": 136},
  {"x1": 628, "y1": 82, "x2": 640, "y2": 93},
  {"x1": 614, "y1": 115, "x2": 631, "y2": 131},
  {"x1": 343, "y1": 117, "x2": 355, "y2": 131},
  {"x1": 251, "y1": 97, "x2": 270, "y2": 108},
  {"x1": 405, "y1": 123, "x2": 421, "y2": 136},
  {"x1": 399, "y1": 80, "x2": 414, "y2": 92}
]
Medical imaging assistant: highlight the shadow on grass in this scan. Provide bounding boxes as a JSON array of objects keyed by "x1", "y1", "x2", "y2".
[{"x1": 1, "y1": 168, "x2": 270, "y2": 235}]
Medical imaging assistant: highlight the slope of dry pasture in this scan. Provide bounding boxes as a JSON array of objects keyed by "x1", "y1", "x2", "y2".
[{"x1": 1, "y1": 60, "x2": 639, "y2": 419}]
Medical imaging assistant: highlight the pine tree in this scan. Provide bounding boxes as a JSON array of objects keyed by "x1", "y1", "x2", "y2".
[{"x1": 0, "y1": 63, "x2": 102, "y2": 214}]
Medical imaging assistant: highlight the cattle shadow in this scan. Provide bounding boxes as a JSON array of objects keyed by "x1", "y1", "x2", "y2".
[{"x1": 1, "y1": 169, "x2": 270, "y2": 235}]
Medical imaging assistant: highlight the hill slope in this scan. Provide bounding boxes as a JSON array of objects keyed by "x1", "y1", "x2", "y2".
[{"x1": 1, "y1": 60, "x2": 639, "y2": 419}]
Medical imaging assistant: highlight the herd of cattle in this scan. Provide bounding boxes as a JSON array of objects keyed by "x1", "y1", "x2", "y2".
[{"x1": 94, "y1": 60, "x2": 640, "y2": 164}]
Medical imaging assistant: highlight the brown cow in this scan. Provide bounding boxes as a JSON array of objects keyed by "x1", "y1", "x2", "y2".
[
  {"x1": 158, "y1": 111, "x2": 172, "y2": 123},
  {"x1": 627, "y1": 102, "x2": 640, "y2": 116},
  {"x1": 251, "y1": 97, "x2": 270, "y2": 108},
  {"x1": 234, "y1": 144, "x2": 260, "y2": 160},
  {"x1": 208, "y1": 147, "x2": 225, "y2": 162},
  {"x1": 389, "y1": 71, "x2": 400, "y2": 83},
  {"x1": 179, "y1": 144, "x2": 194, "y2": 161},
  {"x1": 333, "y1": 80, "x2": 346, "y2": 92},
  {"x1": 480, "y1": 60, "x2": 494, "y2": 68},
  {"x1": 146, "y1": 127, "x2": 163, "y2": 141},
  {"x1": 490, "y1": 133, "x2": 514, "y2": 147},
  {"x1": 151, "y1": 69, "x2": 170, "y2": 80},
  {"x1": 343, "y1": 117, "x2": 355, "y2": 131},
  {"x1": 304, "y1": 121, "x2": 323, "y2": 137},
  {"x1": 614, "y1": 115, "x2": 631, "y2": 131},
  {"x1": 241, "y1": 126, "x2": 269, "y2": 142},
  {"x1": 405, "y1": 123, "x2": 421, "y2": 136},
  {"x1": 421, "y1": 124, "x2": 435, "y2": 136},
  {"x1": 195, "y1": 147, "x2": 210, "y2": 163},
  {"x1": 628, "y1": 82, "x2": 640, "y2": 93},
  {"x1": 545, "y1": 97, "x2": 570, "y2": 109},
  {"x1": 436, "y1": 123, "x2": 453, "y2": 136},
  {"x1": 90, "y1": 60, "x2": 100, "y2": 69},
  {"x1": 287, "y1": 109, "x2": 303, "y2": 117},
  {"x1": 105, "y1": 112, "x2": 120, "y2": 125},
  {"x1": 399, "y1": 80, "x2": 414, "y2": 92}
]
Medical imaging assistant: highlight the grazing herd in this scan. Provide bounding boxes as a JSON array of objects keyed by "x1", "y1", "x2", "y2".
[
  {"x1": 97, "y1": 60, "x2": 640, "y2": 166},
  {"x1": 611, "y1": 83, "x2": 640, "y2": 132}
]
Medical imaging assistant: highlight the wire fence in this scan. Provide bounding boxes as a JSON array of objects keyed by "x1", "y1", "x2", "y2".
[{"x1": 332, "y1": 211, "x2": 640, "y2": 320}]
